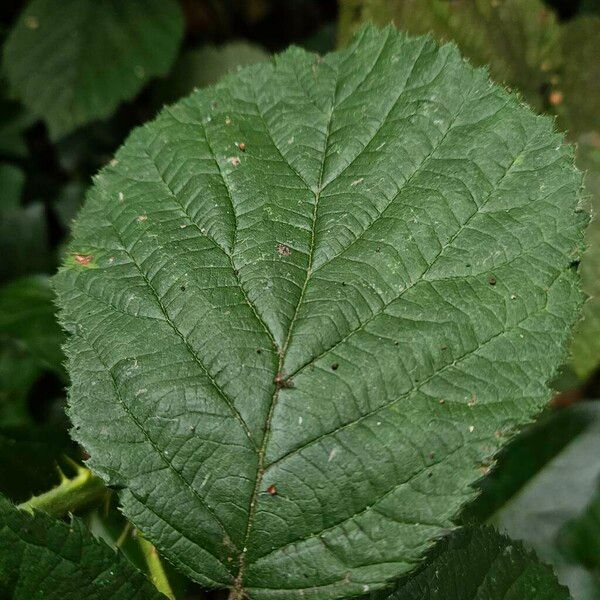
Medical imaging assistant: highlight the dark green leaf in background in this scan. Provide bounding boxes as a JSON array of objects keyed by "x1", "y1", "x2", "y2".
[
  {"x1": 570, "y1": 140, "x2": 600, "y2": 380},
  {"x1": 2, "y1": 0, "x2": 184, "y2": 139},
  {"x1": 0, "y1": 275, "x2": 65, "y2": 426},
  {"x1": 0, "y1": 88, "x2": 33, "y2": 159},
  {"x1": 373, "y1": 526, "x2": 570, "y2": 600},
  {"x1": 0, "y1": 495, "x2": 164, "y2": 599},
  {"x1": 0, "y1": 165, "x2": 50, "y2": 282},
  {"x1": 56, "y1": 25, "x2": 586, "y2": 598}
]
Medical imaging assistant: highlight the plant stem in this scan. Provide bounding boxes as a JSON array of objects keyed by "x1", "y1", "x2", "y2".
[
  {"x1": 18, "y1": 462, "x2": 106, "y2": 517},
  {"x1": 138, "y1": 534, "x2": 175, "y2": 600}
]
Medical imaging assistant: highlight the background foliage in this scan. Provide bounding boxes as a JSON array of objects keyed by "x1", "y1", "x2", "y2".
[{"x1": 0, "y1": 1, "x2": 598, "y2": 599}]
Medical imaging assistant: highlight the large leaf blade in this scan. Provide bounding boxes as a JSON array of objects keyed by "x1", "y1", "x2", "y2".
[{"x1": 56, "y1": 26, "x2": 586, "y2": 599}]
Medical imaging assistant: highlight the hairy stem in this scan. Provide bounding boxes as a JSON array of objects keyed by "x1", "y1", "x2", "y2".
[
  {"x1": 18, "y1": 462, "x2": 107, "y2": 517},
  {"x1": 138, "y1": 535, "x2": 175, "y2": 600}
]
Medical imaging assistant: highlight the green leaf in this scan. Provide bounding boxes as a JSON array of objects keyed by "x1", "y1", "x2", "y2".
[
  {"x1": 495, "y1": 401, "x2": 600, "y2": 600},
  {"x1": 56, "y1": 26, "x2": 586, "y2": 599},
  {"x1": 2, "y1": 0, "x2": 184, "y2": 140},
  {"x1": 154, "y1": 42, "x2": 270, "y2": 106},
  {"x1": 570, "y1": 139, "x2": 600, "y2": 379},
  {"x1": 373, "y1": 526, "x2": 570, "y2": 600},
  {"x1": 0, "y1": 165, "x2": 50, "y2": 282},
  {"x1": 0, "y1": 495, "x2": 164, "y2": 599}
]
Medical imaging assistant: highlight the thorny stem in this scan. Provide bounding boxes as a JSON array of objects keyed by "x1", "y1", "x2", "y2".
[
  {"x1": 138, "y1": 534, "x2": 176, "y2": 600},
  {"x1": 17, "y1": 460, "x2": 107, "y2": 517}
]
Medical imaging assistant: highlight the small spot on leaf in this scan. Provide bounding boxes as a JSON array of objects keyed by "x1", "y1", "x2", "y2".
[
  {"x1": 277, "y1": 243, "x2": 291, "y2": 256},
  {"x1": 267, "y1": 484, "x2": 277, "y2": 495},
  {"x1": 74, "y1": 254, "x2": 93, "y2": 266}
]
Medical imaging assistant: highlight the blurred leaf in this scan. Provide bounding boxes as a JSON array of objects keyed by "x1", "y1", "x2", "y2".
[
  {"x1": 494, "y1": 401, "x2": 600, "y2": 600},
  {"x1": 54, "y1": 181, "x2": 87, "y2": 230},
  {"x1": 558, "y1": 487, "x2": 600, "y2": 581},
  {"x1": 153, "y1": 41, "x2": 269, "y2": 106},
  {"x1": 0, "y1": 345, "x2": 41, "y2": 426},
  {"x1": 370, "y1": 526, "x2": 570, "y2": 600},
  {"x1": 570, "y1": 137, "x2": 600, "y2": 380},
  {"x1": 0, "y1": 163, "x2": 24, "y2": 209},
  {"x1": 558, "y1": 16, "x2": 600, "y2": 137},
  {"x1": 2, "y1": 0, "x2": 184, "y2": 140},
  {"x1": 0, "y1": 275, "x2": 65, "y2": 426},
  {"x1": 0, "y1": 165, "x2": 50, "y2": 282},
  {"x1": 338, "y1": 0, "x2": 561, "y2": 112},
  {"x1": 0, "y1": 425, "x2": 76, "y2": 503},
  {"x1": 0, "y1": 89, "x2": 33, "y2": 159},
  {"x1": 0, "y1": 275, "x2": 64, "y2": 376}
]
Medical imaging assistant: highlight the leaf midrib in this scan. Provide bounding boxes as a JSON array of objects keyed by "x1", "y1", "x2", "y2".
[{"x1": 229, "y1": 51, "x2": 343, "y2": 599}]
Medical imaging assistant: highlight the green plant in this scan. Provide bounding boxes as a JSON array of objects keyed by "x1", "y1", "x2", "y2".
[
  {"x1": 1, "y1": 2, "x2": 599, "y2": 600},
  {"x1": 50, "y1": 23, "x2": 587, "y2": 599}
]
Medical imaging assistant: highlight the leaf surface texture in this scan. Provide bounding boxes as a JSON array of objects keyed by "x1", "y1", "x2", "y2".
[{"x1": 56, "y1": 26, "x2": 586, "y2": 599}]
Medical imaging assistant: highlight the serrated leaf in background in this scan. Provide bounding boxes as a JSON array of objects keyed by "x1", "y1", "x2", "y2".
[
  {"x1": 2, "y1": 0, "x2": 184, "y2": 140},
  {"x1": 55, "y1": 25, "x2": 586, "y2": 598},
  {"x1": 0, "y1": 495, "x2": 165, "y2": 599},
  {"x1": 372, "y1": 526, "x2": 570, "y2": 600}
]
